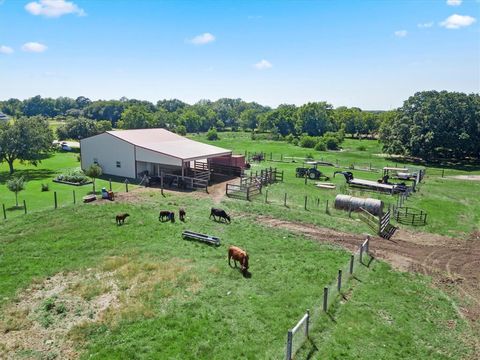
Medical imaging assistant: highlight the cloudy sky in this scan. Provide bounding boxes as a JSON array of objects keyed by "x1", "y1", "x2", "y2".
[{"x1": 0, "y1": 0, "x2": 479, "y2": 109}]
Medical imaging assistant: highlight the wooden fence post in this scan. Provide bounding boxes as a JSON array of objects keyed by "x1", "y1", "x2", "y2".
[
  {"x1": 284, "y1": 193, "x2": 287, "y2": 207},
  {"x1": 265, "y1": 189, "x2": 268, "y2": 204},
  {"x1": 125, "y1": 179, "x2": 129, "y2": 193},
  {"x1": 270, "y1": 152, "x2": 273, "y2": 161},
  {"x1": 286, "y1": 330, "x2": 293, "y2": 360},
  {"x1": 323, "y1": 287, "x2": 328, "y2": 312},
  {"x1": 247, "y1": 186, "x2": 250, "y2": 201},
  {"x1": 2, "y1": 204, "x2": 6, "y2": 220},
  {"x1": 359, "y1": 244, "x2": 364, "y2": 264},
  {"x1": 54, "y1": 191, "x2": 58, "y2": 209},
  {"x1": 304, "y1": 175, "x2": 307, "y2": 185},
  {"x1": 304, "y1": 196, "x2": 307, "y2": 210},
  {"x1": 337, "y1": 270, "x2": 342, "y2": 292},
  {"x1": 349, "y1": 255, "x2": 354, "y2": 274},
  {"x1": 280, "y1": 154, "x2": 283, "y2": 161},
  {"x1": 73, "y1": 190, "x2": 76, "y2": 204},
  {"x1": 442, "y1": 169, "x2": 445, "y2": 178},
  {"x1": 325, "y1": 200, "x2": 329, "y2": 213},
  {"x1": 306, "y1": 309, "x2": 310, "y2": 336},
  {"x1": 23, "y1": 200, "x2": 27, "y2": 215},
  {"x1": 161, "y1": 171, "x2": 164, "y2": 195},
  {"x1": 109, "y1": 178, "x2": 112, "y2": 191}
]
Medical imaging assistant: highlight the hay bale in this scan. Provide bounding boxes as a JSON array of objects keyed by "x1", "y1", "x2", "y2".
[{"x1": 334, "y1": 194, "x2": 383, "y2": 216}]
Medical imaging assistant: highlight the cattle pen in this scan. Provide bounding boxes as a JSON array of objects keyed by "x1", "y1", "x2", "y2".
[{"x1": 225, "y1": 167, "x2": 284, "y2": 200}]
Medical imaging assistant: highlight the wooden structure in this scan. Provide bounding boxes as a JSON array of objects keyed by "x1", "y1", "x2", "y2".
[
  {"x1": 358, "y1": 207, "x2": 397, "y2": 239},
  {"x1": 226, "y1": 167, "x2": 284, "y2": 201},
  {"x1": 182, "y1": 230, "x2": 220, "y2": 246}
]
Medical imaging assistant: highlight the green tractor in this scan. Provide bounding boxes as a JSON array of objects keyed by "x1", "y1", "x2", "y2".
[{"x1": 295, "y1": 161, "x2": 330, "y2": 180}]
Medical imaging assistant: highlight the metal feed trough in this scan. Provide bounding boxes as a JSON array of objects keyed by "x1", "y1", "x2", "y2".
[{"x1": 182, "y1": 230, "x2": 221, "y2": 246}]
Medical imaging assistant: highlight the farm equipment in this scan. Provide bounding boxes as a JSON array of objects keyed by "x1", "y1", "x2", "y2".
[
  {"x1": 182, "y1": 230, "x2": 220, "y2": 246},
  {"x1": 296, "y1": 161, "x2": 330, "y2": 180},
  {"x1": 334, "y1": 171, "x2": 408, "y2": 194}
]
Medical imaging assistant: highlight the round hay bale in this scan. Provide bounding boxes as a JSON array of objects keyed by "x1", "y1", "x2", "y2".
[
  {"x1": 364, "y1": 198, "x2": 383, "y2": 216},
  {"x1": 334, "y1": 194, "x2": 383, "y2": 216},
  {"x1": 334, "y1": 194, "x2": 352, "y2": 211}
]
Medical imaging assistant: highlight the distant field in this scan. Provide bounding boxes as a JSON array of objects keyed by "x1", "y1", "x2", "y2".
[{"x1": 191, "y1": 132, "x2": 480, "y2": 238}]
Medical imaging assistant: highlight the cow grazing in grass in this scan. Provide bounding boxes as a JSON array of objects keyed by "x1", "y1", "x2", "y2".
[
  {"x1": 179, "y1": 208, "x2": 186, "y2": 222},
  {"x1": 159, "y1": 210, "x2": 175, "y2": 222},
  {"x1": 210, "y1": 208, "x2": 231, "y2": 223},
  {"x1": 228, "y1": 246, "x2": 249, "y2": 274},
  {"x1": 116, "y1": 213, "x2": 129, "y2": 225}
]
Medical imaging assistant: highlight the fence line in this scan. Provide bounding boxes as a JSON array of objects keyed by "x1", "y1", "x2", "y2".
[{"x1": 285, "y1": 237, "x2": 372, "y2": 359}]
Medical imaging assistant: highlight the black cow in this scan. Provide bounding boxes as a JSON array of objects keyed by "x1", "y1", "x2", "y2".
[
  {"x1": 159, "y1": 210, "x2": 175, "y2": 222},
  {"x1": 209, "y1": 208, "x2": 231, "y2": 223}
]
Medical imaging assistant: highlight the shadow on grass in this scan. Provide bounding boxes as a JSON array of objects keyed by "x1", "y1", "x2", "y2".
[{"x1": 0, "y1": 169, "x2": 56, "y2": 183}]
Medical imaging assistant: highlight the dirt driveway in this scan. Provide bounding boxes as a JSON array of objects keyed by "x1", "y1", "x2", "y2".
[{"x1": 257, "y1": 216, "x2": 480, "y2": 324}]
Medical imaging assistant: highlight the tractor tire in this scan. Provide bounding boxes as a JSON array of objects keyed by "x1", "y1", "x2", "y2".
[{"x1": 308, "y1": 172, "x2": 318, "y2": 180}]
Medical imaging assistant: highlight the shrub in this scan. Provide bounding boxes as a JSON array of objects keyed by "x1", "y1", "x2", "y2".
[
  {"x1": 305, "y1": 153, "x2": 314, "y2": 159},
  {"x1": 206, "y1": 127, "x2": 219, "y2": 140},
  {"x1": 300, "y1": 135, "x2": 317, "y2": 148},
  {"x1": 285, "y1": 134, "x2": 295, "y2": 143},
  {"x1": 55, "y1": 169, "x2": 89, "y2": 184},
  {"x1": 357, "y1": 144, "x2": 367, "y2": 151},
  {"x1": 41, "y1": 183, "x2": 49, "y2": 192},
  {"x1": 314, "y1": 140, "x2": 327, "y2": 151},
  {"x1": 176, "y1": 125, "x2": 187, "y2": 136},
  {"x1": 292, "y1": 138, "x2": 299, "y2": 146},
  {"x1": 324, "y1": 135, "x2": 340, "y2": 150}
]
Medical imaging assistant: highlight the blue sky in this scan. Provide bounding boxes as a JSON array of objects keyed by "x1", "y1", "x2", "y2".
[{"x1": 1, "y1": 0, "x2": 479, "y2": 109}]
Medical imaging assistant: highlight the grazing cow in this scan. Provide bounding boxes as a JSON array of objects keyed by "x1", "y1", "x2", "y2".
[
  {"x1": 116, "y1": 213, "x2": 129, "y2": 225},
  {"x1": 179, "y1": 208, "x2": 186, "y2": 222},
  {"x1": 159, "y1": 210, "x2": 175, "y2": 222},
  {"x1": 228, "y1": 246, "x2": 249, "y2": 273},
  {"x1": 209, "y1": 208, "x2": 231, "y2": 223}
]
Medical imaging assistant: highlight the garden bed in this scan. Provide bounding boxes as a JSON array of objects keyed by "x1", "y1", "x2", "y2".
[{"x1": 52, "y1": 179, "x2": 92, "y2": 186}]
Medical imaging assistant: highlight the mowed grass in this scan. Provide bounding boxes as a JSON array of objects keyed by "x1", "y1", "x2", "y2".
[
  {"x1": 0, "y1": 194, "x2": 474, "y2": 359},
  {"x1": 0, "y1": 151, "x2": 137, "y2": 219},
  {"x1": 191, "y1": 132, "x2": 480, "y2": 237}
]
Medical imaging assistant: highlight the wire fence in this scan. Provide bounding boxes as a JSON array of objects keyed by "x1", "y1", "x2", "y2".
[
  {"x1": 1, "y1": 178, "x2": 137, "y2": 221},
  {"x1": 285, "y1": 237, "x2": 372, "y2": 360}
]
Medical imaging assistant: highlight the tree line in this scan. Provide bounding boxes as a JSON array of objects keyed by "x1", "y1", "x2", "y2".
[
  {"x1": 1, "y1": 91, "x2": 478, "y2": 176},
  {"x1": 0, "y1": 96, "x2": 383, "y2": 140}
]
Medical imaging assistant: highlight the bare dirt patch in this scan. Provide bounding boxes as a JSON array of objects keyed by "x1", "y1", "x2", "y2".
[
  {"x1": 256, "y1": 216, "x2": 480, "y2": 325},
  {"x1": 448, "y1": 175, "x2": 480, "y2": 181},
  {"x1": 0, "y1": 257, "x2": 193, "y2": 359}
]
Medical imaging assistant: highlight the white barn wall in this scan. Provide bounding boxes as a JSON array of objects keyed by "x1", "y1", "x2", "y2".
[
  {"x1": 80, "y1": 133, "x2": 136, "y2": 178},
  {"x1": 135, "y1": 147, "x2": 182, "y2": 167}
]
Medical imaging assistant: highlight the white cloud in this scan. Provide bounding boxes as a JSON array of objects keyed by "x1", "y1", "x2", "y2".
[
  {"x1": 394, "y1": 30, "x2": 408, "y2": 37},
  {"x1": 25, "y1": 0, "x2": 85, "y2": 18},
  {"x1": 0, "y1": 45, "x2": 14, "y2": 54},
  {"x1": 22, "y1": 42, "x2": 48, "y2": 53},
  {"x1": 254, "y1": 59, "x2": 273, "y2": 70},
  {"x1": 440, "y1": 14, "x2": 476, "y2": 29},
  {"x1": 188, "y1": 33, "x2": 216, "y2": 45},
  {"x1": 446, "y1": 0, "x2": 462, "y2": 6},
  {"x1": 418, "y1": 22, "x2": 434, "y2": 28}
]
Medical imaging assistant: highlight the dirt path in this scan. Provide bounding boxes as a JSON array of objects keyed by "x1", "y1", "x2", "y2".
[{"x1": 256, "y1": 216, "x2": 480, "y2": 324}]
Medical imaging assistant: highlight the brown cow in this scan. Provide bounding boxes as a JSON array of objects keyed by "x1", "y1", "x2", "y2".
[
  {"x1": 116, "y1": 213, "x2": 129, "y2": 225},
  {"x1": 179, "y1": 208, "x2": 186, "y2": 222},
  {"x1": 228, "y1": 246, "x2": 249, "y2": 274}
]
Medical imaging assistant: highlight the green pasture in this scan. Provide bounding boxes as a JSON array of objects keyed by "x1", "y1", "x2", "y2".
[
  {"x1": 0, "y1": 151, "x2": 137, "y2": 219},
  {"x1": 191, "y1": 132, "x2": 480, "y2": 237},
  {"x1": 0, "y1": 193, "x2": 474, "y2": 359}
]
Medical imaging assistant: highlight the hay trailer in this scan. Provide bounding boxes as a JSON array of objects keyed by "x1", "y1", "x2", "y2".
[{"x1": 334, "y1": 171, "x2": 408, "y2": 194}]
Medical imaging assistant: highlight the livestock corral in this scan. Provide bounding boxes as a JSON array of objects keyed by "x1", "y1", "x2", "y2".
[{"x1": 0, "y1": 134, "x2": 479, "y2": 359}]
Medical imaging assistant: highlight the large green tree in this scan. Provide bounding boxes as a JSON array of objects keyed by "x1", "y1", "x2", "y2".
[
  {"x1": 0, "y1": 117, "x2": 53, "y2": 173},
  {"x1": 296, "y1": 102, "x2": 336, "y2": 136},
  {"x1": 380, "y1": 91, "x2": 480, "y2": 159},
  {"x1": 119, "y1": 105, "x2": 154, "y2": 129}
]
